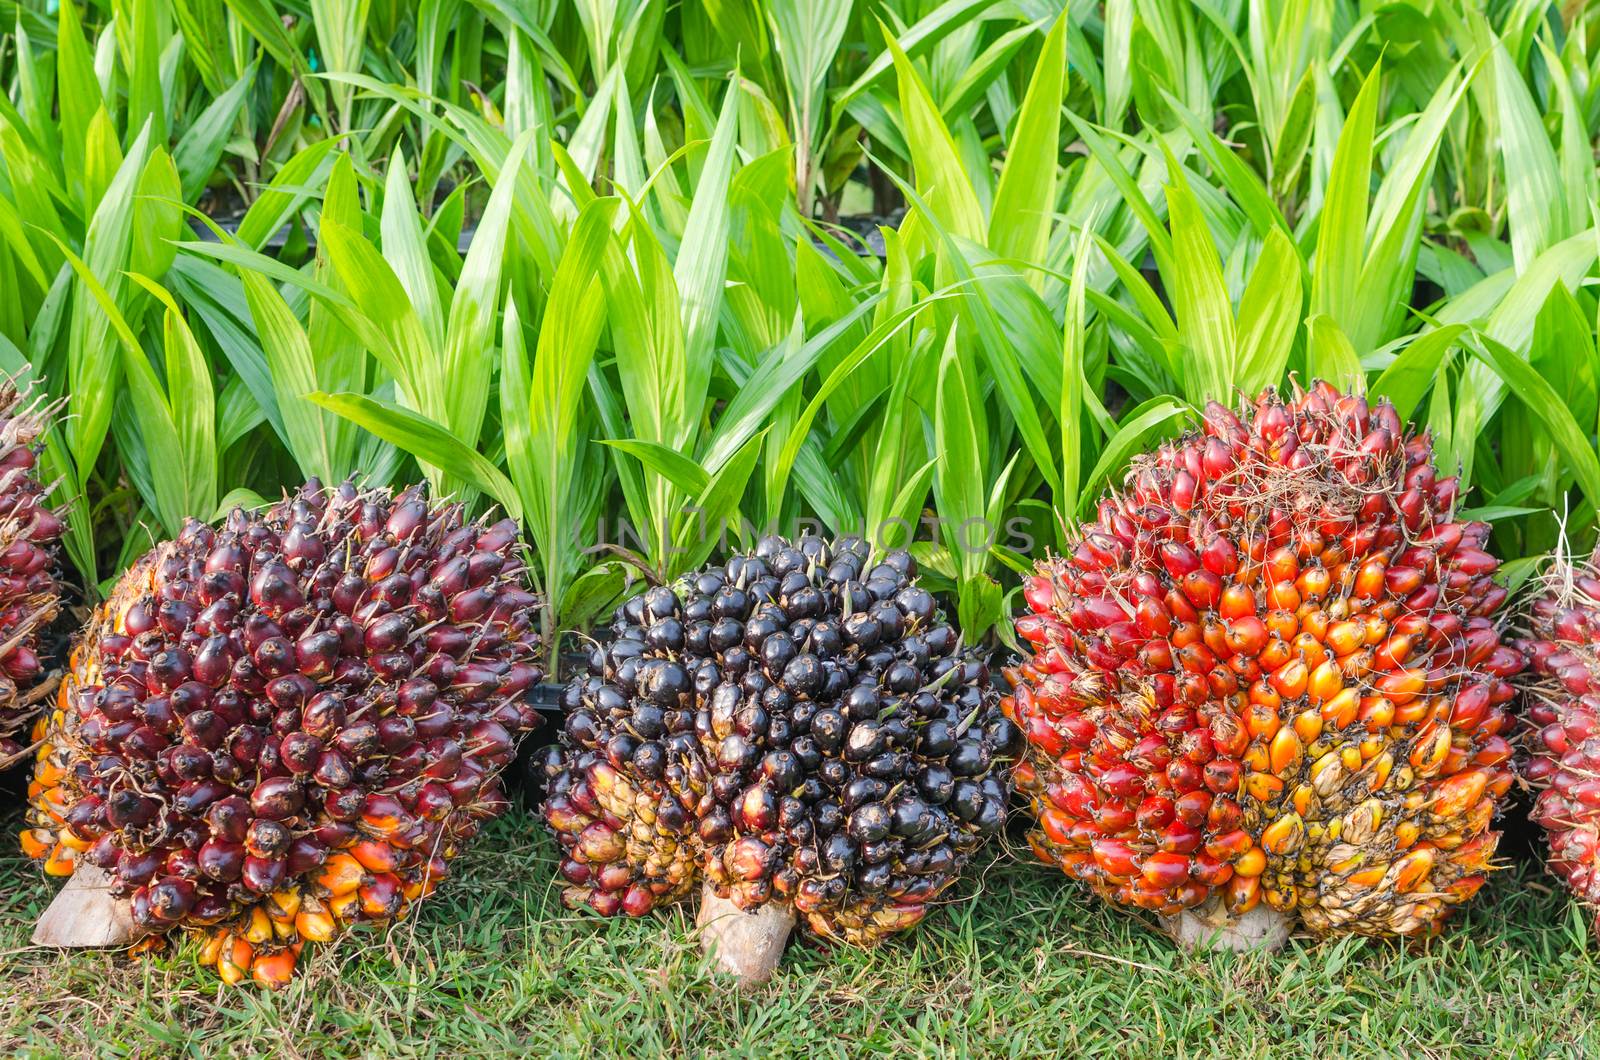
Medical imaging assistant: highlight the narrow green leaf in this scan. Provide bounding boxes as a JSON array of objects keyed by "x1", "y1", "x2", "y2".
[
  {"x1": 990, "y1": 12, "x2": 1068, "y2": 274},
  {"x1": 319, "y1": 219, "x2": 436, "y2": 414},
  {"x1": 238, "y1": 267, "x2": 339, "y2": 482},
  {"x1": 1469, "y1": 334, "x2": 1600, "y2": 511},
  {"x1": 1234, "y1": 227, "x2": 1303, "y2": 396},
  {"x1": 1493, "y1": 42, "x2": 1567, "y2": 269},
  {"x1": 64, "y1": 125, "x2": 154, "y2": 479},
  {"x1": 1058, "y1": 229, "x2": 1090, "y2": 517},
  {"x1": 884, "y1": 26, "x2": 985, "y2": 242},
  {"x1": 236, "y1": 140, "x2": 343, "y2": 251},
  {"x1": 126, "y1": 274, "x2": 217, "y2": 521},
  {"x1": 56, "y1": 0, "x2": 103, "y2": 206},
  {"x1": 443, "y1": 130, "x2": 534, "y2": 447},
  {"x1": 1371, "y1": 325, "x2": 1466, "y2": 421},
  {"x1": 1311, "y1": 62, "x2": 1379, "y2": 338},
  {"x1": 48, "y1": 234, "x2": 189, "y2": 533},
  {"x1": 174, "y1": 65, "x2": 257, "y2": 203},
  {"x1": 1306, "y1": 314, "x2": 1365, "y2": 391},
  {"x1": 604, "y1": 439, "x2": 712, "y2": 496},
  {"x1": 676, "y1": 430, "x2": 767, "y2": 573},
  {"x1": 128, "y1": 0, "x2": 168, "y2": 147},
  {"x1": 308, "y1": 392, "x2": 523, "y2": 519},
  {"x1": 1078, "y1": 398, "x2": 1190, "y2": 516},
  {"x1": 1163, "y1": 157, "x2": 1235, "y2": 403},
  {"x1": 673, "y1": 86, "x2": 741, "y2": 440},
  {"x1": 380, "y1": 150, "x2": 447, "y2": 354},
  {"x1": 932, "y1": 331, "x2": 986, "y2": 582}
]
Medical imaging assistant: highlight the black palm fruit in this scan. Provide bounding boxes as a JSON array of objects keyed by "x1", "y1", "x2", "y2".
[{"x1": 541, "y1": 534, "x2": 1020, "y2": 944}]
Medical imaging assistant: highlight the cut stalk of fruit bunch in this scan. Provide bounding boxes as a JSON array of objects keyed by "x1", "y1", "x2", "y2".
[
  {"x1": 1007, "y1": 382, "x2": 1521, "y2": 949},
  {"x1": 1516, "y1": 547, "x2": 1600, "y2": 926},
  {"x1": 22, "y1": 480, "x2": 542, "y2": 987},
  {"x1": 0, "y1": 373, "x2": 67, "y2": 771},
  {"x1": 540, "y1": 535, "x2": 1020, "y2": 985}
]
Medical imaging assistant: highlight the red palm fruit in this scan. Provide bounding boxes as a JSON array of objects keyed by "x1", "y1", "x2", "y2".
[
  {"x1": 0, "y1": 376, "x2": 66, "y2": 767},
  {"x1": 1515, "y1": 548, "x2": 1600, "y2": 931},
  {"x1": 21, "y1": 480, "x2": 542, "y2": 987},
  {"x1": 1003, "y1": 382, "x2": 1521, "y2": 938}
]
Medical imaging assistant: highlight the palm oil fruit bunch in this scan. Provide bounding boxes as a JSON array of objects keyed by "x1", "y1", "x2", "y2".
[
  {"x1": 0, "y1": 375, "x2": 66, "y2": 766},
  {"x1": 23, "y1": 480, "x2": 542, "y2": 987},
  {"x1": 542, "y1": 534, "x2": 1019, "y2": 945},
  {"x1": 1516, "y1": 549, "x2": 1600, "y2": 925},
  {"x1": 1007, "y1": 381, "x2": 1521, "y2": 943}
]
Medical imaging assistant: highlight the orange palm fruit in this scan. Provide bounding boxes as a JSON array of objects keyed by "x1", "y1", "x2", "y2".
[
  {"x1": 251, "y1": 950, "x2": 298, "y2": 990},
  {"x1": 1007, "y1": 383, "x2": 1522, "y2": 940},
  {"x1": 317, "y1": 854, "x2": 366, "y2": 898}
]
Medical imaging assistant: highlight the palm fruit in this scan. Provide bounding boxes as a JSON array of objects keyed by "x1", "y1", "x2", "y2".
[
  {"x1": 22, "y1": 480, "x2": 542, "y2": 986},
  {"x1": 542, "y1": 534, "x2": 1019, "y2": 944},
  {"x1": 1006, "y1": 382, "x2": 1521, "y2": 939},
  {"x1": 0, "y1": 376, "x2": 66, "y2": 765},
  {"x1": 1517, "y1": 549, "x2": 1600, "y2": 924},
  {"x1": 542, "y1": 633, "x2": 707, "y2": 917}
]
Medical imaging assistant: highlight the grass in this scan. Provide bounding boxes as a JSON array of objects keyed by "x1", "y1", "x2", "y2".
[{"x1": 3, "y1": 800, "x2": 1598, "y2": 1058}]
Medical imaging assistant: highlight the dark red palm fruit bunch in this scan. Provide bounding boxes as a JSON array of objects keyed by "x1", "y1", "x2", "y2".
[
  {"x1": 0, "y1": 374, "x2": 66, "y2": 765},
  {"x1": 23, "y1": 479, "x2": 542, "y2": 986},
  {"x1": 1517, "y1": 549, "x2": 1600, "y2": 926}
]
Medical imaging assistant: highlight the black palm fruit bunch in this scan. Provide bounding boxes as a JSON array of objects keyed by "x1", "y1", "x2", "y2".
[
  {"x1": 22, "y1": 480, "x2": 542, "y2": 987},
  {"x1": 0, "y1": 375, "x2": 66, "y2": 765},
  {"x1": 541, "y1": 534, "x2": 1021, "y2": 945}
]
